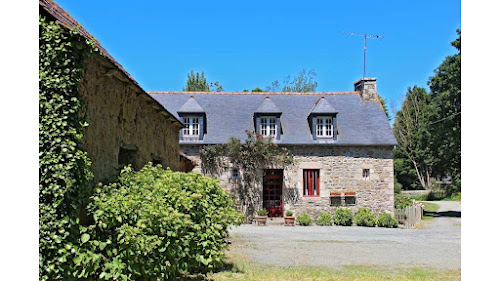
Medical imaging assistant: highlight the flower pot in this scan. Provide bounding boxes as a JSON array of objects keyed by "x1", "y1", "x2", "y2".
[
  {"x1": 255, "y1": 216, "x2": 268, "y2": 226},
  {"x1": 284, "y1": 216, "x2": 295, "y2": 226},
  {"x1": 330, "y1": 193, "x2": 341, "y2": 197},
  {"x1": 345, "y1": 192, "x2": 356, "y2": 196}
]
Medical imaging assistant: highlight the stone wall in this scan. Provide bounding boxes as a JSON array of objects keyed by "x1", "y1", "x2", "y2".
[
  {"x1": 181, "y1": 144, "x2": 395, "y2": 219},
  {"x1": 80, "y1": 55, "x2": 181, "y2": 183}
]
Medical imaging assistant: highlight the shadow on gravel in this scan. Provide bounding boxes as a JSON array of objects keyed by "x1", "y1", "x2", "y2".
[
  {"x1": 424, "y1": 211, "x2": 461, "y2": 218},
  {"x1": 180, "y1": 261, "x2": 242, "y2": 281}
]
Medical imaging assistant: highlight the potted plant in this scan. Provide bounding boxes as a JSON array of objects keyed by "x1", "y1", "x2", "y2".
[
  {"x1": 344, "y1": 190, "x2": 356, "y2": 196},
  {"x1": 284, "y1": 210, "x2": 295, "y2": 226},
  {"x1": 255, "y1": 209, "x2": 268, "y2": 226},
  {"x1": 330, "y1": 190, "x2": 341, "y2": 197}
]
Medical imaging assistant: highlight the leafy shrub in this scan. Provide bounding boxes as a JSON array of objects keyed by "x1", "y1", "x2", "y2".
[
  {"x1": 394, "y1": 179, "x2": 403, "y2": 194},
  {"x1": 394, "y1": 194, "x2": 413, "y2": 209},
  {"x1": 39, "y1": 15, "x2": 96, "y2": 280},
  {"x1": 257, "y1": 209, "x2": 269, "y2": 216},
  {"x1": 354, "y1": 208, "x2": 377, "y2": 227},
  {"x1": 334, "y1": 207, "x2": 353, "y2": 226},
  {"x1": 316, "y1": 212, "x2": 333, "y2": 226},
  {"x1": 285, "y1": 210, "x2": 294, "y2": 217},
  {"x1": 296, "y1": 213, "x2": 313, "y2": 226},
  {"x1": 377, "y1": 213, "x2": 398, "y2": 228},
  {"x1": 76, "y1": 165, "x2": 243, "y2": 280}
]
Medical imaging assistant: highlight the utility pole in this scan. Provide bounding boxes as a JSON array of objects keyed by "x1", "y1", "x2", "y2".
[{"x1": 339, "y1": 31, "x2": 383, "y2": 77}]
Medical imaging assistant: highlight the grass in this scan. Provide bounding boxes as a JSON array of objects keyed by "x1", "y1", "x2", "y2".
[
  {"x1": 202, "y1": 253, "x2": 461, "y2": 281},
  {"x1": 407, "y1": 191, "x2": 461, "y2": 202},
  {"x1": 421, "y1": 202, "x2": 440, "y2": 221}
]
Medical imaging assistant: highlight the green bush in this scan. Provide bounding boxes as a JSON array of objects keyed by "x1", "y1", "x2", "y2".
[
  {"x1": 354, "y1": 208, "x2": 377, "y2": 227},
  {"x1": 394, "y1": 179, "x2": 403, "y2": 194},
  {"x1": 316, "y1": 212, "x2": 333, "y2": 226},
  {"x1": 76, "y1": 165, "x2": 243, "y2": 280},
  {"x1": 334, "y1": 207, "x2": 353, "y2": 226},
  {"x1": 377, "y1": 213, "x2": 398, "y2": 228},
  {"x1": 257, "y1": 209, "x2": 269, "y2": 216},
  {"x1": 394, "y1": 194, "x2": 413, "y2": 209},
  {"x1": 285, "y1": 210, "x2": 294, "y2": 217},
  {"x1": 296, "y1": 213, "x2": 313, "y2": 226}
]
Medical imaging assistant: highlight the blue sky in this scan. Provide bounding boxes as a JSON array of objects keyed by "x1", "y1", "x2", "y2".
[{"x1": 56, "y1": 0, "x2": 460, "y2": 115}]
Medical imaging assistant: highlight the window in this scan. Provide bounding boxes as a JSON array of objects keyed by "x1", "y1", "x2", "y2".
[
  {"x1": 231, "y1": 168, "x2": 240, "y2": 180},
  {"x1": 260, "y1": 117, "x2": 277, "y2": 137},
  {"x1": 316, "y1": 117, "x2": 333, "y2": 138},
  {"x1": 183, "y1": 117, "x2": 199, "y2": 136},
  {"x1": 363, "y1": 169, "x2": 370, "y2": 181},
  {"x1": 303, "y1": 169, "x2": 320, "y2": 196}
]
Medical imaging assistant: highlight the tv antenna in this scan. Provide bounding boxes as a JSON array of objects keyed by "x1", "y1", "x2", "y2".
[{"x1": 339, "y1": 31, "x2": 383, "y2": 77}]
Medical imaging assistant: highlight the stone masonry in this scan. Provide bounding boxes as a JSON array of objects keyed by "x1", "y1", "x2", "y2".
[
  {"x1": 181, "y1": 144, "x2": 394, "y2": 219},
  {"x1": 80, "y1": 55, "x2": 182, "y2": 184}
]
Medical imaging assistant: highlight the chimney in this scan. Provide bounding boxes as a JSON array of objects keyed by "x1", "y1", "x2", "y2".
[{"x1": 354, "y1": 77, "x2": 378, "y2": 102}]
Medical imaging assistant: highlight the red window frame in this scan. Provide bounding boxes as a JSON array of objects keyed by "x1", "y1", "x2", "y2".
[{"x1": 303, "y1": 169, "x2": 320, "y2": 197}]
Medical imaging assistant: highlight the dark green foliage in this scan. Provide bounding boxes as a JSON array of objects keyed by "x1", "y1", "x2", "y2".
[
  {"x1": 354, "y1": 208, "x2": 377, "y2": 227},
  {"x1": 39, "y1": 15, "x2": 96, "y2": 280},
  {"x1": 285, "y1": 210, "x2": 294, "y2": 217},
  {"x1": 377, "y1": 213, "x2": 398, "y2": 228},
  {"x1": 427, "y1": 29, "x2": 461, "y2": 193},
  {"x1": 266, "y1": 69, "x2": 318, "y2": 92},
  {"x1": 251, "y1": 87, "x2": 264, "y2": 92},
  {"x1": 394, "y1": 194, "x2": 413, "y2": 209},
  {"x1": 257, "y1": 209, "x2": 269, "y2": 216},
  {"x1": 394, "y1": 29, "x2": 461, "y2": 193},
  {"x1": 183, "y1": 70, "x2": 209, "y2": 91},
  {"x1": 297, "y1": 213, "x2": 313, "y2": 226},
  {"x1": 379, "y1": 96, "x2": 391, "y2": 121},
  {"x1": 316, "y1": 212, "x2": 333, "y2": 226},
  {"x1": 334, "y1": 207, "x2": 353, "y2": 226},
  {"x1": 394, "y1": 178, "x2": 403, "y2": 194},
  {"x1": 76, "y1": 165, "x2": 243, "y2": 280},
  {"x1": 200, "y1": 131, "x2": 293, "y2": 219},
  {"x1": 183, "y1": 70, "x2": 224, "y2": 92}
]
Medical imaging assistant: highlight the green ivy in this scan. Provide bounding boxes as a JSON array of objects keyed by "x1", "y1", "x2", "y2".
[{"x1": 39, "y1": 15, "x2": 96, "y2": 280}]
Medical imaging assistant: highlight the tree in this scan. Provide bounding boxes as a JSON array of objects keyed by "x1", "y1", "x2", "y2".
[
  {"x1": 266, "y1": 69, "x2": 318, "y2": 92},
  {"x1": 251, "y1": 87, "x2": 264, "y2": 92},
  {"x1": 427, "y1": 29, "x2": 461, "y2": 192},
  {"x1": 393, "y1": 86, "x2": 435, "y2": 189},
  {"x1": 199, "y1": 131, "x2": 293, "y2": 220},
  {"x1": 183, "y1": 70, "x2": 224, "y2": 92}
]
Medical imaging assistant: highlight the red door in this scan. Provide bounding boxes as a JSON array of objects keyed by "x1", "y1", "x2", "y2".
[{"x1": 263, "y1": 169, "x2": 283, "y2": 217}]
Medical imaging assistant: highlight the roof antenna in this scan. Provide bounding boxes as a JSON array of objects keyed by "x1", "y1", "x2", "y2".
[{"x1": 339, "y1": 31, "x2": 383, "y2": 78}]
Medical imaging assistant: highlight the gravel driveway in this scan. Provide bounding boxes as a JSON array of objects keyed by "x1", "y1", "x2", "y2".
[{"x1": 228, "y1": 201, "x2": 461, "y2": 269}]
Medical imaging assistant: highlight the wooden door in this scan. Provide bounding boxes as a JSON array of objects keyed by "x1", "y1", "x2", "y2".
[{"x1": 263, "y1": 169, "x2": 283, "y2": 217}]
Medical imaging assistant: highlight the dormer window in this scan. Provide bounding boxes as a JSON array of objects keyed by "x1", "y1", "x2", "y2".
[
  {"x1": 182, "y1": 116, "x2": 199, "y2": 137},
  {"x1": 178, "y1": 96, "x2": 205, "y2": 141},
  {"x1": 316, "y1": 117, "x2": 333, "y2": 138},
  {"x1": 308, "y1": 97, "x2": 338, "y2": 141},
  {"x1": 260, "y1": 117, "x2": 277, "y2": 137}
]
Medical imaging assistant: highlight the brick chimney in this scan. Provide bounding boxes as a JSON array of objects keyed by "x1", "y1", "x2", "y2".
[{"x1": 354, "y1": 77, "x2": 378, "y2": 102}]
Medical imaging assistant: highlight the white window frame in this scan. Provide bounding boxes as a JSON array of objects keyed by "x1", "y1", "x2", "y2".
[
  {"x1": 183, "y1": 116, "x2": 200, "y2": 137},
  {"x1": 316, "y1": 117, "x2": 333, "y2": 138},
  {"x1": 260, "y1": 117, "x2": 277, "y2": 138},
  {"x1": 363, "y1": 169, "x2": 370, "y2": 181}
]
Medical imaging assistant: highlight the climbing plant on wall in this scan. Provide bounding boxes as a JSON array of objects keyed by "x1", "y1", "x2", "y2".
[
  {"x1": 39, "y1": 15, "x2": 96, "y2": 280},
  {"x1": 200, "y1": 131, "x2": 294, "y2": 220}
]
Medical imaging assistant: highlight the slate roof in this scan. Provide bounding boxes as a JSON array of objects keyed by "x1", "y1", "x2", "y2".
[
  {"x1": 255, "y1": 97, "x2": 282, "y2": 113},
  {"x1": 178, "y1": 96, "x2": 205, "y2": 113},
  {"x1": 310, "y1": 97, "x2": 337, "y2": 114},
  {"x1": 150, "y1": 92, "x2": 397, "y2": 146}
]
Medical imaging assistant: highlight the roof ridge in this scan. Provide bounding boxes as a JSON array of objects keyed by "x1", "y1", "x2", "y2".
[{"x1": 148, "y1": 91, "x2": 360, "y2": 95}]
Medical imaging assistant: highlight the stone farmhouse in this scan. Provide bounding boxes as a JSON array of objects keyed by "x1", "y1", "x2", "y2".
[
  {"x1": 151, "y1": 78, "x2": 398, "y2": 218},
  {"x1": 40, "y1": 0, "x2": 185, "y2": 183}
]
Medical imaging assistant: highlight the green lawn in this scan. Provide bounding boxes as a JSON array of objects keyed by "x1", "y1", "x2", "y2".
[
  {"x1": 202, "y1": 254, "x2": 460, "y2": 281},
  {"x1": 422, "y1": 202, "x2": 440, "y2": 221}
]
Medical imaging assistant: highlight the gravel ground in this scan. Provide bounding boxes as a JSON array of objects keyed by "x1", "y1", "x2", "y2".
[{"x1": 228, "y1": 201, "x2": 461, "y2": 269}]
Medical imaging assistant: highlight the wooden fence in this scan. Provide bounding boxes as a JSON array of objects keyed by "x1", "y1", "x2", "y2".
[{"x1": 395, "y1": 204, "x2": 424, "y2": 229}]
